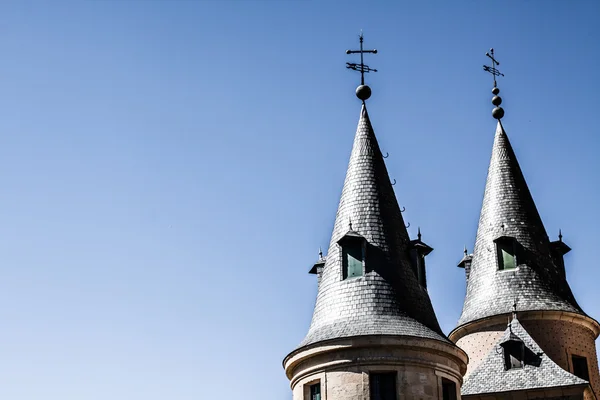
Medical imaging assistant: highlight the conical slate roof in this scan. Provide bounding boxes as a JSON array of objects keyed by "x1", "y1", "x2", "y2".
[
  {"x1": 457, "y1": 121, "x2": 583, "y2": 327},
  {"x1": 297, "y1": 104, "x2": 446, "y2": 349},
  {"x1": 462, "y1": 316, "x2": 588, "y2": 395}
]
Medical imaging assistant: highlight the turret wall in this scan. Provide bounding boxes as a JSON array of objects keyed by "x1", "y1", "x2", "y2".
[
  {"x1": 451, "y1": 312, "x2": 600, "y2": 396},
  {"x1": 285, "y1": 336, "x2": 467, "y2": 400},
  {"x1": 454, "y1": 323, "x2": 505, "y2": 378},
  {"x1": 523, "y1": 319, "x2": 600, "y2": 396}
]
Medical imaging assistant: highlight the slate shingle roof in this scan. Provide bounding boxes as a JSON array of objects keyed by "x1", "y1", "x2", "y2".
[
  {"x1": 296, "y1": 104, "x2": 447, "y2": 350},
  {"x1": 457, "y1": 121, "x2": 584, "y2": 328},
  {"x1": 462, "y1": 316, "x2": 588, "y2": 395}
]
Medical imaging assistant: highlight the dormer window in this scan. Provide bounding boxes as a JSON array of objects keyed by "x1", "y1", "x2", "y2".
[
  {"x1": 500, "y1": 333, "x2": 525, "y2": 370},
  {"x1": 409, "y1": 229, "x2": 433, "y2": 289},
  {"x1": 550, "y1": 231, "x2": 571, "y2": 280},
  {"x1": 337, "y1": 225, "x2": 366, "y2": 280},
  {"x1": 309, "y1": 249, "x2": 327, "y2": 284},
  {"x1": 342, "y1": 242, "x2": 364, "y2": 279},
  {"x1": 457, "y1": 247, "x2": 473, "y2": 282},
  {"x1": 494, "y1": 236, "x2": 517, "y2": 270}
]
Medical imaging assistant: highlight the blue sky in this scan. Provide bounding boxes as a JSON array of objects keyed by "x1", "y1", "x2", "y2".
[{"x1": 1, "y1": 1, "x2": 599, "y2": 399}]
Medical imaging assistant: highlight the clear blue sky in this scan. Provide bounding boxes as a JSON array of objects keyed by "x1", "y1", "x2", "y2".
[{"x1": 1, "y1": 1, "x2": 599, "y2": 399}]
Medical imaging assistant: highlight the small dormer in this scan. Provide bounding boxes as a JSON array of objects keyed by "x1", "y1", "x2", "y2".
[
  {"x1": 549, "y1": 230, "x2": 571, "y2": 280},
  {"x1": 409, "y1": 228, "x2": 433, "y2": 289},
  {"x1": 500, "y1": 330, "x2": 525, "y2": 370},
  {"x1": 457, "y1": 246, "x2": 473, "y2": 282},
  {"x1": 309, "y1": 248, "x2": 327, "y2": 285},
  {"x1": 337, "y1": 222, "x2": 366, "y2": 280},
  {"x1": 494, "y1": 235, "x2": 518, "y2": 271}
]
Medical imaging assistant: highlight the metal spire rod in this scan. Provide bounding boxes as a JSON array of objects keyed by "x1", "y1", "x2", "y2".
[{"x1": 346, "y1": 32, "x2": 378, "y2": 86}]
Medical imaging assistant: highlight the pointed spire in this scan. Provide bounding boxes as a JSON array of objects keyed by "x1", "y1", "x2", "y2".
[
  {"x1": 456, "y1": 118, "x2": 584, "y2": 328},
  {"x1": 464, "y1": 245, "x2": 468, "y2": 257},
  {"x1": 417, "y1": 227, "x2": 422, "y2": 241},
  {"x1": 318, "y1": 247, "x2": 323, "y2": 260},
  {"x1": 297, "y1": 103, "x2": 445, "y2": 349},
  {"x1": 559, "y1": 229, "x2": 563, "y2": 242}
]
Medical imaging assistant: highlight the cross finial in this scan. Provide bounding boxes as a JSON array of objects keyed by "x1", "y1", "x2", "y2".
[
  {"x1": 483, "y1": 48, "x2": 504, "y2": 88},
  {"x1": 484, "y1": 48, "x2": 506, "y2": 120},
  {"x1": 346, "y1": 32, "x2": 378, "y2": 101}
]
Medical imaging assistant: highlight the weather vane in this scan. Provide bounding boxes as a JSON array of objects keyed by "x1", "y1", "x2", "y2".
[
  {"x1": 483, "y1": 48, "x2": 504, "y2": 88},
  {"x1": 483, "y1": 48, "x2": 506, "y2": 120},
  {"x1": 346, "y1": 32, "x2": 378, "y2": 101}
]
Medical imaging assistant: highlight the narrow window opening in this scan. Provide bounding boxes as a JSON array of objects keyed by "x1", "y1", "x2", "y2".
[
  {"x1": 503, "y1": 342, "x2": 524, "y2": 370},
  {"x1": 417, "y1": 254, "x2": 427, "y2": 288},
  {"x1": 308, "y1": 382, "x2": 321, "y2": 400},
  {"x1": 496, "y1": 239, "x2": 517, "y2": 270},
  {"x1": 442, "y1": 378, "x2": 457, "y2": 400},
  {"x1": 409, "y1": 249, "x2": 427, "y2": 288},
  {"x1": 370, "y1": 372, "x2": 396, "y2": 400},
  {"x1": 342, "y1": 243, "x2": 364, "y2": 279},
  {"x1": 572, "y1": 355, "x2": 590, "y2": 381}
]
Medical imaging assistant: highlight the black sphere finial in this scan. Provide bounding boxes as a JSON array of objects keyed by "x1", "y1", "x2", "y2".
[
  {"x1": 492, "y1": 107, "x2": 505, "y2": 120},
  {"x1": 356, "y1": 85, "x2": 372, "y2": 100}
]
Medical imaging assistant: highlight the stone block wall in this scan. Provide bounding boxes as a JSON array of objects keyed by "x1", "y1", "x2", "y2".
[
  {"x1": 284, "y1": 336, "x2": 467, "y2": 400},
  {"x1": 292, "y1": 365, "x2": 457, "y2": 400}
]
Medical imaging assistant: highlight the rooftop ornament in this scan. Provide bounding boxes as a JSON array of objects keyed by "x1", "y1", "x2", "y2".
[
  {"x1": 346, "y1": 32, "x2": 378, "y2": 101},
  {"x1": 483, "y1": 48, "x2": 505, "y2": 120}
]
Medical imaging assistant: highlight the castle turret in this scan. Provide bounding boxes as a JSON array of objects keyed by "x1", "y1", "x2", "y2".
[
  {"x1": 283, "y1": 34, "x2": 467, "y2": 400},
  {"x1": 451, "y1": 49, "x2": 600, "y2": 399}
]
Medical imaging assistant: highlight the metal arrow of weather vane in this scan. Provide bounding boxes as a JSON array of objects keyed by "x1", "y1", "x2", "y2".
[
  {"x1": 483, "y1": 48, "x2": 504, "y2": 87},
  {"x1": 346, "y1": 32, "x2": 378, "y2": 86}
]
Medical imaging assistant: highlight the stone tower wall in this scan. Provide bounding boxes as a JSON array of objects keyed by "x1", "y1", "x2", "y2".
[
  {"x1": 292, "y1": 366, "x2": 456, "y2": 400},
  {"x1": 284, "y1": 336, "x2": 467, "y2": 400}
]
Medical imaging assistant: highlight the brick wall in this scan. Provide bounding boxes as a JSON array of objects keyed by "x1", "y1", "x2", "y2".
[
  {"x1": 455, "y1": 316, "x2": 600, "y2": 396},
  {"x1": 455, "y1": 324, "x2": 505, "y2": 378},
  {"x1": 522, "y1": 319, "x2": 600, "y2": 396}
]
